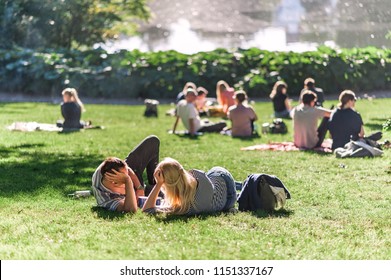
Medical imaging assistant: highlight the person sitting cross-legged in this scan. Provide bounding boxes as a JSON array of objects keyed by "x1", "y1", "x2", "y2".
[
  {"x1": 58, "y1": 88, "x2": 87, "y2": 129},
  {"x1": 270, "y1": 81, "x2": 292, "y2": 119},
  {"x1": 290, "y1": 90, "x2": 331, "y2": 149},
  {"x1": 227, "y1": 90, "x2": 258, "y2": 137},
  {"x1": 328, "y1": 90, "x2": 365, "y2": 150}
]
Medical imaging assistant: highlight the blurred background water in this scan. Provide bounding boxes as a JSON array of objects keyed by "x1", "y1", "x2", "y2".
[{"x1": 101, "y1": 0, "x2": 391, "y2": 54}]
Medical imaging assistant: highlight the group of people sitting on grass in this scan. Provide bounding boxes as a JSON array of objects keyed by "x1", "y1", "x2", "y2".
[
  {"x1": 172, "y1": 80, "x2": 258, "y2": 137},
  {"x1": 58, "y1": 77, "x2": 371, "y2": 152},
  {"x1": 269, "y1": 77, "x2": 366, "y2": 150},
  {"x1": 170, "y1": 77, "x2": 369, "y2": 151}
]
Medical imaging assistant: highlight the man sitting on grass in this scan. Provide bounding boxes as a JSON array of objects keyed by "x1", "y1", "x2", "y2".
[
  {"x1": 290, "y1": 90, "x2": 331, "y2": 149},
  {"x1": 172, "y1": 88, "x2": 226, "y2": 136}
]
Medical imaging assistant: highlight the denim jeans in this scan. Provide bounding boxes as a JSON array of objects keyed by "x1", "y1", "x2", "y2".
[
  {"x1": 206, "y1": 166, "x2": 237, "y2": 211},
  {"x1": 274, "y1": 109, "x2": 291, "y2": 119}
]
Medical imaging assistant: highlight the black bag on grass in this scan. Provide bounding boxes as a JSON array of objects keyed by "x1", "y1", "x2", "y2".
[
  {"x1": 269, "y1": 118, "x2": 288, "y2": 134},
  {"x1": 237, "y1": 174, "x2": 291, "y2": 212},
  {"x1": 144, "y1": 99, "x2": 159, "y2": 117}
]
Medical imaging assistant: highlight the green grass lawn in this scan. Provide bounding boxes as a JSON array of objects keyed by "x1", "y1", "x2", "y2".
[{"x1": 0, "y1": 98, "x2": 390, "y2": 260}]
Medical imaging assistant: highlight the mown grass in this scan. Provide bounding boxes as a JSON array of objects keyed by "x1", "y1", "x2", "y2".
[{"x1": 0, "y1": 98, "x2": 390, "y2": 260}]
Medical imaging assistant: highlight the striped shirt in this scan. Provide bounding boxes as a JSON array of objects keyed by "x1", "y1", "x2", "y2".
[
  {"x1": 91, "y1": 164, "x2": 124, "y2": 211},
  {"x1": 144, "y1": 169, "x2": 228, "y2": 215}
]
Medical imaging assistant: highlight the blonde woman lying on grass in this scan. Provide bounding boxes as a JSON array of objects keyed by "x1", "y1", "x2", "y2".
[{"x1": 142, "y1": 157, "x2": 237, "y2": 215}]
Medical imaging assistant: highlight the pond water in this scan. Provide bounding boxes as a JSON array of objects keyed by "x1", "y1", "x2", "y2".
[{"x1": 102, "y1": 0, "x2": 391, "y2": 53}]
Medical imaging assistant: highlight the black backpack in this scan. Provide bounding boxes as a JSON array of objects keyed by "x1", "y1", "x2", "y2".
[
  {"x1": 144, "y1": 99, "x2": 159, "y2": 117},
  {"x1": 269, "y1": 118, "x2": 288, "y2": 134},
  {"x1": 237, "y1": 174, "x2": 291, "y2": 212}
]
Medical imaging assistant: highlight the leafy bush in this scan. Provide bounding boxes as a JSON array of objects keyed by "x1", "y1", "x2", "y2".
[
  {"x1": 0, "y1": 46, "x2": 390, "y2": 99},
  {"x1": 383, "y1": 119, "x2": 391, "y2": 131}
]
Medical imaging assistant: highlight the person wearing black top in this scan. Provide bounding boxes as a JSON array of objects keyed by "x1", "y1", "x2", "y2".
[
  {"x1": 300, "y1": 77, "x2": 325, "y2": 107},
  {"x1": 328, "y1": 90, "x2": 365, "y2": 150},
  {"x1": 269, "y1": 81, "x2": 292, "y2": 118},
  {"x1": 59, "y1": 88, "x2": 86, "y2": 129}
]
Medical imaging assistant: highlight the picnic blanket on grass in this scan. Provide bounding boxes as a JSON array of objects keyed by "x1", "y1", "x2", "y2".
[
  {"x1": 7, "y1": 122, "x2": 62, "y2": 132},
  {"x1": 241, "y1": 140, "x2": 332, "y2": 153},
  {"x1": 7, "y1": 122, "x2": 103, "y2": 132}
]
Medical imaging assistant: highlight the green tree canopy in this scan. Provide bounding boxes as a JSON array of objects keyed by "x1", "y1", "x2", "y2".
[{"x1": 0, "y1": 0, "x2": 150, "y2": 49}]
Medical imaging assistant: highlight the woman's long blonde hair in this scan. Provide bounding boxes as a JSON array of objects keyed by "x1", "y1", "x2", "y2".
[
  {"x1": 157, "y1": 157, "x2": 197, "y2": 215},
  {"x1": 62, "y1": 88, "x2": 85, "y2": 112}
]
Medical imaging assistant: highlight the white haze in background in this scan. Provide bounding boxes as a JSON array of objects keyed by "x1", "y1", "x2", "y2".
[
  {"x1": 100, "y1": 19, "x2": 319, "y2": 54},
  {"x1": 99, "y1": 0, "x2": 386, "y2": 54},
  {"x1": 166, "y1": 19, "x2": 216, "y2": 53},
  {"x1": 242, "y1": 27, "x2": 318, "y2": 52}
]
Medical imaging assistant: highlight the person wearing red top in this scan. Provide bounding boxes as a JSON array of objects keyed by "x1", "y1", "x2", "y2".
[{"x1": 216, "y1": 80, "x2": 235, "y2": 115}]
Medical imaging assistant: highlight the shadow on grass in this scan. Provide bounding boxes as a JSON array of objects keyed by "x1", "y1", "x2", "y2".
[
  {"x1": 89, "y1": 207, "x2": 217, "y2": 222},
  {"x1": 370, "y1": 117, "x2": 388, "y2": 122},
  {"x1": 90, "y1": 206, "x2": 128, "y2": 220},
  {"x1": 147, "y1": 208, "x2": 293, "y2": 223},
  {"x1": 0, "y1": 143, "x2": 102, "y2": 197},
  {"x1": 89, "y1": 205, "x2": 294, "y2": 222},
  {"x1": 231, "y1": 134, "x2": 261, "y2": 141},
  {"x1": 249, "y1": 208, "x2": 294, "y2": 218},
  {"x1": 59, "y1": 127, "x2": 105, "y2": 134},
  {"x1": 365, "y1": 122, "x2": 384, "y2": 131},
  {"x1": 302, "y1": 150, "x2": 333, "y2": 157},
  {"x1": 173, "y1": 133, "x2": 261, "y2": 142},
  {"x1": 0, "y1": 143, "x2": 47, "y2": 157},
  {"x1": 151, "y1": 211, "x2": 230, "y2": 223},
  {"x1": 174, "y1": 134, "x2": 201, "y2": 140},
  {"x1": 89, "y1": 208, "x2": 214, "y2": 222},
  {"x1": 58, "y1": 129, "x2": 82, "y2": 134}
]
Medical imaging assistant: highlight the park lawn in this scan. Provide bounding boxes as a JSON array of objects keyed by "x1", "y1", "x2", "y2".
[{"x1": 0, "y1": 98, "x2": 390, "y2": 260}]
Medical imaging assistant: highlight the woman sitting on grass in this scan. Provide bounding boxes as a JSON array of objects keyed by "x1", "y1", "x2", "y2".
[
  {"x1": 58, "y1": 88, "x2": 87, "y2": 129},
  {"x1": 227, "y1": 90, "x2": 258, "y2": 137},
  {"x1": 216, "y1": 80, "x2": 236, "y2": 115},
  {"x1": 328, "y1": 90, "x2": 365, "y2": 150},
  {"x1": 142, "y1": 157, "x2": 237, "y2": 215},
  {"x1": 270, "y1": 81, "x2": 292, "y2": 119}
]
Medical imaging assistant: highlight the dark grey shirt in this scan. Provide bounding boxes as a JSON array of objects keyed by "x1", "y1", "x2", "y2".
[{"x1": 61, "y1": 102, "x2": 82, "y2": 128}]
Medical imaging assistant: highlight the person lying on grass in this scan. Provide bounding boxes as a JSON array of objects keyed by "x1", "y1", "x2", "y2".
[
  {"x1": 142, "y1": 157, "x2": 237, "y2": 215},
  {"x1": 91, "y1": 135, "x2": 160, "y2": 213}
]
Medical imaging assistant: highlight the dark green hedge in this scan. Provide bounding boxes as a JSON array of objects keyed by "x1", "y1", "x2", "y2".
[{"x1": 1, "y1": 46, "x2": 390, "y2": 99}]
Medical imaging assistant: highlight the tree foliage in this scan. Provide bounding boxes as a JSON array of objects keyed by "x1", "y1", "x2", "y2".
[
  {"x1": 1, "y1": 46, "x2": 390, "y2": 99},
  {"x1": 0, "y1": 0, "x2": 150, "y2": 49}
]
